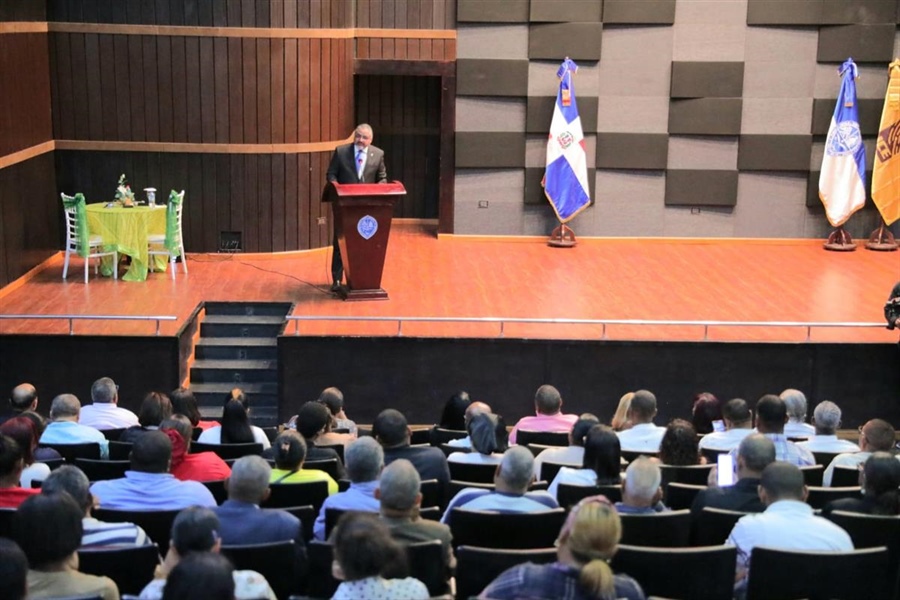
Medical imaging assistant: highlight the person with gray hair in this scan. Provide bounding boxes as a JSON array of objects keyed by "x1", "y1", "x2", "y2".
[
  {"x1": 313, "y1": 437, "x2": 384, "y2": 540},
  {"x1": 616, "y1": 390, "x2": 666, "y2": 453},
  {"x1": 509, "y1": 384, "x2": 579, "y2": 445},
  {"x1": 796, "y1": 401, "x2": 860, "y2": 453},
  {"x1": 441, "y1": 446, "x2": 559, "y2": 523},
  {"x1": 78, "y1": 377, "x2": 138, "y2": 431},
  {"x1": 616, "y1": 457, "x2": 667, "y2": 514},
  {"x1": 39, "y1": 394, "x2": 109, "y2": 460},
  {"x1": 42, "y1": 465, "x2": 150, "y2": 548},
  {"x1": 691, "y1": 434, "x2": 775, "y2": 522},
  {"x1": 779, "y1": 389, "x2": 814, "y2": 439}
]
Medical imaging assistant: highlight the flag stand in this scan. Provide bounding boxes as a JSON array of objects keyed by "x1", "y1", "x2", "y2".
[
  {"x1": 865, "y1": 219, "x2": 898, "y2": 251},
  {"x1": 824, "y1": 226, "x2": 857, "y2": 251},
  {"x1": 548, "y1": 224, "x2": 577, "y2": 247}
]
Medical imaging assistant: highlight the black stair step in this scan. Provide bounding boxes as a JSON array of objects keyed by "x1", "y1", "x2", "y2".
[
  {"x1": 195, "y1": 338, "x2": 278, "y2": 360},
  {"x1": 200, "y1": 316, "x2": 284, "y2": 338},
  {"x1": 205, "y1": 302, "x2": 293, "y2": 317},
  {"x1": 191, "y1": 359, "x2": 277, "y2": 384},
  {"x1": 198, "y1": 406, "x2": 280, "y2": 428},
  {"x1": 190, "y1": 382, "x2": 278, "y2": 400}
]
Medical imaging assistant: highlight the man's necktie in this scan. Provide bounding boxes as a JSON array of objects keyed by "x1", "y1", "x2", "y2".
[{"x1": 356, "y1": 148, "x2": 365, "y2": 180}]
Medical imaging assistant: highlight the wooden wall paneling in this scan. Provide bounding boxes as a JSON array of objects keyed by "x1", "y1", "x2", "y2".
[
  {"x1": 257, "y1": 38, "x2": 272, "y2": 144},
  {"x1": 124, "y1": 0, "x2": 143, "y2": 23},
  {"x1": 310, "y1": 40, "x2": 321, "y2": 141},
  {"x1": 197, "y1": 0, "x2": 214, "y2": 26},
  {"x1": 187, "y1": 153, "x2": 204, "y2": 250},
  {"x1": 230, "y1": 155, "x2": 244, "y2": 241},
  {"x1": 284, "y1": 39, "x2": 298, "y2": 143},
  {"x1": 0, "y1": 170, "x2": 8, "y2": 287},
  {"x1": 271, "y1": 0, "x2": 284, "y2": 27},
  {"x1": 255, "y1": 0, "x2": 270, "y2": 27},
  {"x1": 225, "y1": 0, "x2": 241, "y2": 27},
  {"x1": 140, "y1": 1, "x2": 157, "y2": 24},
  {"x1": 55, "y1": 34, "x2": 75, "y2": 140},
  {"x1": 298, "y1": 0, "x2": 310, "y2": 28},
  {"x1": 284, "y1": 0, "x2": 298, "y2": 28},
  {"x1": 242, "y1": 38, "x2": 257, "y2": 143},
  {"x1": 155, "y1": 0, "x2": 171, "y2": 25},
  {"x1": 157, "y1": 36, "x2": 174, "y2": 142},
  {"x1": 95, "y1": 1, "x2": 113, "y2": 24},
  {"x1": 297, "y1": 152, "x2": 310, "y2": 249},
  {"x1": 257, "y1": 154, "x2": 273, "y2": 252},
  {"x1": 271, "y1": 38, "x2": 285, "y2": 144},
  {"x1": 184, "y1": 36, "x2": 201, "y2": 143},
  {"x1": 271, "y1": 154, "x2": 285, "y2": 251},
  {"x1": 182, "y1": 0, "x2": 199, "y2": 26},
  {"x1": 168, "y1": 0, "x2": 185, "y2": 26},
  {"x1": 47, "y1": 34, "x2": 61, "y2": 141},
  {"x1": 110, "y1": 0, "x2": 126, "y2": 24},
  {"x1": 298, "y1": 39, "x2": 310, "y2": 142},
  {"x1": 321, "y1": 39, "x2": 331, "y2": 141},
  {"x1": 126, "y1": 35, "x2": 145, "y2": 141},
  {"x1": 112, "y1": 35, "x2": 132, "y2": 140},
  {"x1": 145, "y1": 152, "x2": 161, "y2": 201},
  {"x1": 243, "y1": 154, "x2": 258, "y2": 252},
  {"x1": 332, "y1": 39, "x2": 343, "y2": 139},
  {"x1": 170, "y1": 36, "x2": 187, "y2": 142},
  {"x1": 68, "y1": 34, "x2": 89, "y2": 140},
  {"x1": 358, "y1": 38, "x2": 370, "y2": 60},
  {"x1": 212, "y1": 0, "x2": 227, "y2": 27},
  {"x1": 284, "y1": 153, "x2": 298, "y2": 249},
  {"x1": 312, "y1": 152, "x2": 326, "y2": 248},
  {"x1": 142, "y1": 35, "x2": 160, "y2": 141},
  {"x1": 213, "y1": 38, "x2": 230, "y2": 143},
  {"x1": 199, "y1": 37, "x2": 216, "y2": 143},
  {"x1": 396, "y1": 0, "x2": 409, "y2": 28},
  {"x1": 227, "y1": 38, "x2": 243, "y2": 143},
  {"x1": 241, "y1": 0, "x2": 256, "y2": 28},
  {"x1": 358, "y1": 0, "x2": 370, "y2": 27},
  {"x1": 215, "y1": 153, "x2": 231, "y2": 238},
  {"x1": 310, "y1": 0, "x2": 322, "y2": 28}
]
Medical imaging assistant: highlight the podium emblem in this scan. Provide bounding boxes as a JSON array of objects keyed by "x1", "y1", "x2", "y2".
[{"x1": 357, "y1": 215, "x2": 378, "y2": 240}]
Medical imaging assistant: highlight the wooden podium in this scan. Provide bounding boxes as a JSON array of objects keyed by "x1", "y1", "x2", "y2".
[{"x1": 323, "y1": 181, "x2": 406, "y2": 300}]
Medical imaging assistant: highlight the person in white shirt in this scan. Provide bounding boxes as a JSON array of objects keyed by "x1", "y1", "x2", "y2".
[
  {"x1": 197, "y1": 390, "x2": 271, "y2": 450},
  {"x1": 779, "y1": 389, "x2": 814, "y2": 439},
  {"x1": 698, "y1": 398, "x2": 755, "y2": 452},
  {"x1": 78, "y1": 377, "x2": 139, "y2": 431},
  {"x1": 823, "y1": 419, "x2": 899, "y2": 486},
  {"x1": 445, "y1": 401, "x2": 492, "y2": 450},
  {"x1": 548, "y1": 425, "x2": 622, "y2": 500},
  {"x1": 447, "y1": 413, "x2": 506, "y2": 465},
  {"x1": 533, "y1": 414, "x2": 599, "y2": 480},
  {"x1": 797, "y1": 401, "x2": 859, "y2": 454},
  {"x1": 615, "y1": 390, "x2": 665, "y2": 453}
]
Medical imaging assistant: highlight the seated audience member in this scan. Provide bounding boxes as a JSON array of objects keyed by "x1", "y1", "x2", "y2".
[
  {"x1": 611, "y1": 392, "x2": 635, "y2": 432},
  {"x1": 40, "y1": 394, "x2": 109, "y2": 459},
  {"x1": 139, "y1": 506, "x2": 276, "y2": 600},
  {"x1": 318, "y1": 386, "x2": 357, "y2": 434},
  {"x1": 314, "y1": 437, "x2": 384, "y2": 540},
  {"x1": 169, "y1": 387, "x2": 218, "y2": 431},
  {"x1": 19, "y1": 411, "x2": 61, "y2": 462},
  {"x1": 287, "y1": 401, "x2": 347, "y2": 478},
  {"x1": 0, "y1": 538, "x2": 28, "y2": 600},
  {"x1": 691, "y1": 392, "x2": 724, "y2": 435},
  {"x1": 445, "y1": 400, "x2": 492, "y2": 449},
  {"x1": 659, "y1": 419, "x2": 702, "y2": 466},
  {"x1": 269, "y1": 430, "x2": 338, "y2": 494},
  {"x1": 79, "y1": 377, "x2": 139, "y2": 430},
  {"x1": 158, "y1": 553, "x2": 235, "y2": 600},
  {"x1": 120, "y1": 392, "x2": 173, "y2": 444},
  {"x1": 331, "y1": 511, "x2": 429, "y2": 600},
  {"x1": 447, "y1": 412, "x2": 508, "y2": 465},
  {"x1": 533, "y1": 413, "x2": 600, "y2": 479},
  {"x1": 374, "y1": 409, "x2": 450, "y2": 486},
  {"x1": 442, "y1": 446, "x2": 558, "y2": 523},
  {"x1": 42, "y1": 465, "x2": 150, "y2": 548},
  {"x1": 435, "y1": 390, "x2": 471, "y2": 432},
  {"x1": 739, "y1": 394, "x2": 814, "y2": 467},
  {"x1": 0, "y1": 383, "x2": 39, "y2": 426},
  {"x1": 796, "y1": 401, "x2": 860, "y2": 453},
  {"x1": 160, "y1": 415, "x2": 231, "y2": 482},
  {"x1": 822, "y1": 452, "x2": 900, "y2": 517},
  {"x1": 0, "y1": 434, "x2": 40, "y2": 508},
  {"x1": 824, "y1": 419, "x2": 899, "y2": 486},
  {"x1": 726, "y1": 462, "x2": 853, "y2": 592},
  {"x1": 691, "y1": 434, "x2": 775, "y2": 522},
  {"x1": 302, "y1": 394, "x2": 356, "y2": 448},
  {"x1": 198, "y1": 390, "x2": 271, "y2": 449},
  {"x1": 779, "y1": 388, "x2": 815, "y2": 439},
  {"x1": 0, "y1": 416, "x2": 50, "y2": 488},
  {"x1": 90, "y1": 430, "x2": 216, "y2": 510},
  {"x1": 885, "y1": 280, "x2": 900, "y2": 329},
  {"x1": 509, "y1": 384, "x2": 579, "y2": 445},
  {"x1": 378, "y1": 459, "x2": 456, "y2": 576},
  {"x1": 615, "y1": 390, "x2": 666, "y2": 453},
  {"x1": 549, "y1": 425, "x2": 622, "y2": 499},
  {"x1": 13, "y1": 493, "x2": 119, "y2": 600},
  {"x1": 479, "y1": 495, "x2": 646, "y2": 600},
  {"x1": 616, "y1": 457, "x2": 668, "y2": 514},
  {"x1": 698, "y1": 398, "x2": 755, "y2": 452}
]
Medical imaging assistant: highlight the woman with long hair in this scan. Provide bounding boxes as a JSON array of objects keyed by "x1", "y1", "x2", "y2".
[
  {"x1": 119, "y1": 392, "x2": 173, "y2": 444},
  {"x1": 169, "y1": 387, "x2": 218, "y2": 430},
  {"x1": 610, "y1": 393, "x2": 634, "y2": 432},
  {"x1": 823, "y1": 452, "x2": 900, "y2": 516},
  {"x1": 658, "y1": 419, "x2": 702, "y2": 466},
  {"x1": 197, "y1": 389, "x2": 270, "y2": 449},
  {"x1": 548, "y1": 425, "x2": 622, "y2": 499},
  {"x1": 691, "y1": 392, "x2": 723, "y2": 435},
  {"x1": 0, "y1": 417, "x2": 50, "y2": 488},
  {"x1": 437, "y1": 391, "x2": 471, "y2": 431}
]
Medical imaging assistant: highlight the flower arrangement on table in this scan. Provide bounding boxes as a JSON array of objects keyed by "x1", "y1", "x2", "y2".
[{"x1": 115, "y1": 173, "x2": 136, "y2": 207}]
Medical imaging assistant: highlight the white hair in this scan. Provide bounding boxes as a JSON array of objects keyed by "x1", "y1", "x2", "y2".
[
  {"x1": 624, "y1": 457, "x2": 661, "y2": 502},
  {"x1": 813, "y1": 401, "x2": 841, "y2": 433}
]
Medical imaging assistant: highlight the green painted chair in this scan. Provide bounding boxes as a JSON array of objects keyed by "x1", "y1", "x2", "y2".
[{"x1": 61, "y1": 192, "x2": 117, "y2": 283}]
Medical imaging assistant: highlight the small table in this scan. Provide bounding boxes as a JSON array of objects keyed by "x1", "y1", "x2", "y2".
[{"x1": 85, "y1": 203, "x2": 168, "y2": 282}]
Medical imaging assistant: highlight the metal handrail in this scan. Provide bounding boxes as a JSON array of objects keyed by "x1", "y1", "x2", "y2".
[
  {"x1": 285, "y1": 315, "x2": 890, "y2": 342},
  {"x1": 0, "y1": 314, "x2": 178, "y2": 336}
]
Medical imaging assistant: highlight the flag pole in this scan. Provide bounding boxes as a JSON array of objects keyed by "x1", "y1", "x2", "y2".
[
  {"x1": 865, "y1": 217, "x2": 898, "y2": 250},
  {"x1": 824, "y1": 226, "x2": 856, "y2": 251}
]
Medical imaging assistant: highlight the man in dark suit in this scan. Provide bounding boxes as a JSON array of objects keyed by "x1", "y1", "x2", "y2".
[
  {"x1": 325, "y1": 123, "x2": 388, "y2": 292},
  {"x1": 374, "y1": 409, "x2": 450, "y2": 488}
]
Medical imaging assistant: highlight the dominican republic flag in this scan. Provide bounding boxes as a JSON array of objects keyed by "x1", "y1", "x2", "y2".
[
  {"x1": 543, "y1": 57, "x2": 591, "y2": 224},
  {"x1": 819, "y1": 58, "x2": 867, "y2": 227}
]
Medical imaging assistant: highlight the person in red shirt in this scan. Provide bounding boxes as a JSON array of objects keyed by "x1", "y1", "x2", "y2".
[
  {"x1": 0, "y1": 433, "x2": 40, "y2": 508},
  {"x1": 161, "y1": 416, "x2": 231, "y2": 482}
]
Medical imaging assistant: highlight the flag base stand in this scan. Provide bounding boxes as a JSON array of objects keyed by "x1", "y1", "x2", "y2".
[
  {"x1": 864, "y1": 222, "x2": 898, "y2": 251},
  {"x1": 548, "y1": 224, "x2": 577, "y2": 247},
  {"x1": 824, "y1": 226, "x2": 857, "y2": 251}
]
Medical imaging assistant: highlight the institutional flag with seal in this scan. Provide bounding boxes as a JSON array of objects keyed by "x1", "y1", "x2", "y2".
[
  {"x1": 872, "y1": 59, "x2": 900, "y2": 226},
  {"x1": 819, "y1": 58, "x2": 867, "y2": 227},
  {"x1": 543, "y1": 57, "x2": 591, "y2": 223}
]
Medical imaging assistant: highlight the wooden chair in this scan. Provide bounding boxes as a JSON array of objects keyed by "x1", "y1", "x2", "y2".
[
  {"x1": 221, "y1": 540, "x2": 299, "y2": 600},
  {"x1": 439, "y1": 443, "x2": 464, "y2": 457},
  {"x1": 314, "y1": 443, "x2": 344, "y2": 463},
  {"x1": 260, "y1": 426, "x2": 279, "y2": 443},
  {"x1": 800, "y1": 464, "x2": 825, "y2": 486},
  {"x1": 61, "y1": 192, "x2": 117, "y2": 283},
  {"x1": 200, "y1": 479, "x2": 228, "y2": 505},
  {"x1": 619, "y1": 509, "x2": 692, "y2": 547},
  {"x1": 826, "y1": 510, "x2": 900, "y2": 598},
  {"x1": 280, "y1": 505, "x2": 316, "y2": 542},
  {"x1": 409, "y1": 428, "x2": 431, "y2": 445},
  {"x1": 515, "y1": 430, "x2": 569, "y2": 447},
  {"x1": 74, "y1": 458, "x2": 129, "y2": 481},
  {"x1": 107, "y1": 440, "x2": 133, "y2": 461},
  {"x1": 430, "y1": 427, "x2": 467, "y2": 446},
  {"x1": 78, "y1": 543, "x2": 160, "y2": 595},
  {"x1": 147, "y1": 189, "x2": 187, "y2": 279},
  {"x1": 659, "y1": 463, "x2": 714, "y2": 487},
  {"x1": 806, "y1": 486, "x2": 862, "y2": 510},
  {"x1": 419, "y1": 478, "x2": 441, "y2": 509},
  {"x1": 262, "y1": 480, "x2": 329, "y2": 512},
  {"x1": 611, "y1": 544, "x2": 737, "y2": 600},
  {"x1": 831, "y1": 465, "x2": 861, "y2": 487},
  {"x1": 448, "y1": 460, "x2": 498, "y2": 484},
  {"x1": 303, "y1": 458, "x2": 340, "y2": 480},
  {"x1": 621, "y1": 450, "x2": 659, "y2": 463},
  {"x1": 557, "y1": 483, "x2": 622, "y2": 509},
  {"x1": 456, "y1": 545, "x2": 557, "y2": 600},
  {"x1": 101, "y1": 428, "x2": 126, "y2": 442},
  {"x1": 540, "y1": 461, "x2": 571, "y2": 484},
  {"x1": 812, "y1": 451, "x2": 843, "y2": 467},
  {"x1": 449, "y1": 508, "x2": 566, "y2": 549},
  {"x1": 665, "y1": 482, "x2": 706, "y2": 511},
  {"x1": 693, "y1": 507, "x2": 748, "y2": 546},
  {"x1": 325, "y1": 507, "x2": 379, "y2": 540},
  {"x1": 189, "y1": 441, "x2": 262, "y2": 460},
  {"x1": 92, "y1": 508, "x2": 179, "y2": 555},
  {"x1": 40, "y1": 442, "x2": 101, "y2": 463},
  {"x1": 746, "y1": 546, "x2": 891, "y2": 600}
]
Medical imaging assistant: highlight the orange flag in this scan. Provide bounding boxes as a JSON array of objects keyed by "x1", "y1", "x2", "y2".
[{"x1": 872, "y1": 59, "x2": 900, "y2": 225}]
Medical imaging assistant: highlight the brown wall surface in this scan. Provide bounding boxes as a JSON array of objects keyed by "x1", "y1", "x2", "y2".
[{"x1": 0, "y1": 33, "x2": 52, "y2": 156}]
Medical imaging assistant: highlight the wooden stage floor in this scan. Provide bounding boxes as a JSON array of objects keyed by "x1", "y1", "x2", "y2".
[{"x1": 1, "y1": 223, "x2": 898, "y2": 344}]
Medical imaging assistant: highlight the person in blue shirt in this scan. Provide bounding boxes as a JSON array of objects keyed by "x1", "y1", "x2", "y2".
[
  {"x1": 39, "y1": 395, "x2": 109, "y2": 460},
  {"x1": 314, "y1": 436, "x2": 383, "y2": 540}
]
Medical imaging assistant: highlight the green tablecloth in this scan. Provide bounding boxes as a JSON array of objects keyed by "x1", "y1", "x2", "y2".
[{"x1": 85, "y1": 203, "x2": 169, "y2": 282}]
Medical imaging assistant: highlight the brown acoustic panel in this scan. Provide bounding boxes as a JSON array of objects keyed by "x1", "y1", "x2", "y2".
[
  {"x1": 811, "y1": 98, "x2": 882, "y2": 135},
  {"x1": 603, "y1": 0, "x2": 676, "y2": 24},
  {"x1": 665, "y1": 170, "x2": 739, "y2": 206},
  {"x1": 670, "y1": 62, "x2": 745, "y2": 99},
  {"x1": 817, "y1": 25, "x2": 896, "y2": 63},
  {"x1": 456, "y1": 132, "x2": 526, "y2": 168},
  {"x1": 747, "y1": 0, "x2": 823, "y2": 25},
  {"x1": 738, "y1": 135, "x2": 813, "y2": 171},
  {"x1": 528, "y1": 23, "x2": 603, "y2": 61},
  {"x1": 524, "y1": 167, "x2": 596, "y2": 205},
  {"x1": 596, "y1": 133, "x2": 668, "y2": 170},
  {"x1": 457, "y1": 0, "x2": 530, "y2": 23},
  {"x1": 526, "y1": 96, "x2": 599, "y2": 133},
  {"x1": 668, "y1": 99, "x2": 743, "y2": 135},
  {"x1": 806, "y1": 169, "x2": 875, "y2": 207},
  {"x1": 529, "y1": 0, "x2": 603, "y2": 23},
  {"x1": 457, "y1": 59, "x2": 530, "y2": 97},
  {"x1": 822, "y1": 0, "x2": 897, "y2": 24}
]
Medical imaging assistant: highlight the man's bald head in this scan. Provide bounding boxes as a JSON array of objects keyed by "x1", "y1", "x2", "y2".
[
  {"x1": 49, "y1": 394, "x2": 80, "y2": 421},
  {"x1": 9, "y1": 384, "x2": 37, "y2": 412},
  {"x1": 760, "y1": 462, "x2": 806, "y2": 503},
  {"x1": 737, "y1": 434, "x2": 776, "y2": 475},
  {"x1": 464, "y1": 401, "x2": 492, "y2": 427}
]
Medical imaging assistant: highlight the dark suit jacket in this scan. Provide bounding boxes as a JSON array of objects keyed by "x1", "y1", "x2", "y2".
[
  {"x1": 326, "y1": 143, "x2": 387, "y2": 185},
  {"x1": 213, "y1": 499, "x2": 303, "y2": 546},
  {"x1": 690, "y1": 477, "x2": 765, "y2": 522},
  {"x1": 383, "y1": 445, "x2": 451, "y2": 486}
]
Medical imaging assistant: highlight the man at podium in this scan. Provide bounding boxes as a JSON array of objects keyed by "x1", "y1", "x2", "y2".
[{"x1": 326, "y1": 124, "x2": 388, "y2": 292}]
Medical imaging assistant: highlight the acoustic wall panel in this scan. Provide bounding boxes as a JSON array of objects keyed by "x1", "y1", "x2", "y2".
[
  {"x1": 529, "y1": 0, "x2": 603, "y2": 23},
  {"x1": 821, "y1": 0, "x2": 898, "y2": 25},
  {"x1": 596, "y1": 134, "x2": 669, "y2": 170},
  {"x1": 666, "y1": 170, "x2": 739, "y2": 206},
  {"x1": 456, "y1": 132, "x2": 527, "y2": 168},
  {"x1": 458, "y1": 0, "x2": 530, "y2": 23},
  {"x1": 738, "y1": 135, "x2": 814, "y2": 171},
  {"x1": 816, "y1": 25, "x2": 896, "y2": 63},
  {"x1": 746, "y1": 0, "x2": 823, "y2": 25},
  {"x1": 528, "y1": 23, "x2": 603, "y2": 60},
  {"x1": 669, "y1": 99, "x2": 743, "y2": 135},
  {"x1": 525, "y1": 96, "x2": 598, "y2": 133},
  {"x1": 524, "y1": 167, "x2": 596, "y2": 205},
  {"x1": 457, "y1": 59, "x2": 530, "y2": 97},
  {"x1": 811, "y1": 98, "x2": 883, "y2": 135},
  {"x1": 603, "y1": 0, "x2": 676, "y2": 25},
  {"x1": 670, "y1": 62, "x2": 745, "y2": 98}
]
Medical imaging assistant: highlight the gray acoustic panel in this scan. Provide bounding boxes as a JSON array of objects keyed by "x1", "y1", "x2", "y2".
[
  {"x1": 458, "y1": 0, "x2": 530, "y2": 23},
  {"x1": 665, "y1": 170, "x2": 739, "y2": 206},
  {"x1": 528, "y1": 23, "x2": 604, "y2": 60},
  {"x1": 821, "y1": 0, "x2": 898, "y2": 24},
  {"x1": 596, "y1": 133, "x2": 669, "y2": 170},
  {"x1": 806, "y1": 169, "x2": 875, "y2": 207},
  {"x1": 817, "y1": 25, "x2": 896, "y2": 63},
  {"x1": 457, "y1": 59, "x2": 530, "y2": 97},
  {"x1": 524, "y1": 167, "x2": 596, "y2": 205},
  {"x1": 603, "y1": 0, "x2": 676, "y2": 24},
  {"x1": 670, "y1": 62, "x2": 745, "y2": 99},
  {"x1": 747, "y1": 0, "x2": 822, "y2": 25},
  {"x1": 456, "y1": 132, "x2": 527, "y2": 168},
  {"x1": 669, "y1": 99, "x2": 743, "y2": 135},
  {"x1": 737, "y1": 135, "x2": 813, "y2": 171},
  {"x1": 811, "y1": 98, "x2": 883, "y2": 135},
  {"x1": 525, "y1": 96, "x2": 599, "y2": 133},
  {"x1": 529, "y1": 0, "x2": 603, "y2": 23}
]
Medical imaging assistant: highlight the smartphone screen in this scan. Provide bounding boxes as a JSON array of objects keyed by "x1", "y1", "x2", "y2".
[
  {"x1": 712, "y1": 419, "x2": 726, "y2": 433},
  {"x1": 717, "y1": 454, "x2": 735, "y2": 486}
]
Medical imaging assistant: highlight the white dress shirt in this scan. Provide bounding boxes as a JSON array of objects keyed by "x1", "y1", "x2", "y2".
[
  {"x1": 78, "y1": 402, "x2": 139, "y2": 430},
  {"x1": 533, "y1": 446, "x2": 584, "y2": 479},
  {"x1": 796, "y1": 435, "x2": 860, "y2": 453},
  {"x1": 616, "y1": 422, "x2": 666, "y2": 453},
  {"x1": 783, "y1": 421, "x2": 815, "y2": 439},
  {"x1": 197, "y1": 425, "x2": 271, "y2": 450},
  {"x1": 698, "y1": 427, "x2": 755, "y2": 451}
]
